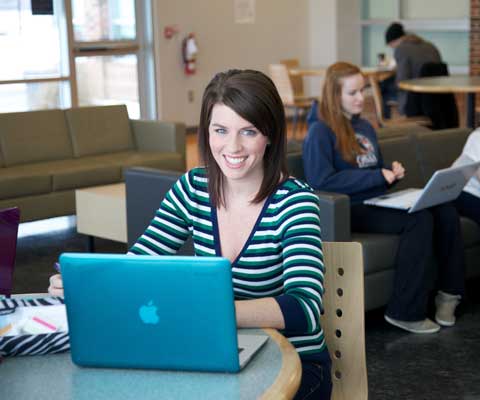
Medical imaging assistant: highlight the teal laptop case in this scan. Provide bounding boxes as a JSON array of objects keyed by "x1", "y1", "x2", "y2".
[{"x1": 60, "y1": 253, "x2": 240, "y2": 372}]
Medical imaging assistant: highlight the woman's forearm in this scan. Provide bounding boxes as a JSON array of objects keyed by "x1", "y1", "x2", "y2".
[{"x1": 234, "y1": 298, "x2": 285, "y2": 329}]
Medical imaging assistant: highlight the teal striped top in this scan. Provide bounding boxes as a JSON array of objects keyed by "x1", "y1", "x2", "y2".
[{"x1": 128, "y1": 167, "x2": 327, "y2": 360}]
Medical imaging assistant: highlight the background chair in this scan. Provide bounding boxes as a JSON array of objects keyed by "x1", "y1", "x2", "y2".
[
  {"x1": 417, "y1": 62, "x2": 459, "y2": 130},
  {"x1": 368, "y1": 74, "x2": 431, "y2": 129},
  {"x1": 0, "y1": 207, "x2": 20, "y2": 297},
  {"x1": 268, "y1": 63, "x2": 316, "y2": 140},
  {"x1": 321, "y1": 241, "x2": 368, "y2": 400},
  {"x1": 280, "y1": 58, "x2": 305, "y2": 97}
]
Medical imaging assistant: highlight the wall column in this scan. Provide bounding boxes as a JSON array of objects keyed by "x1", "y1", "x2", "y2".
[{"x1": 470, "y1": 0, "x2": 480, "y2": 75}]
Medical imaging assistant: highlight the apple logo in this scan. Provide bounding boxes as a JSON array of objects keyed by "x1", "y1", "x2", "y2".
[{"x1": 138, "y1": 300, "x2": 160, "y2": 325}]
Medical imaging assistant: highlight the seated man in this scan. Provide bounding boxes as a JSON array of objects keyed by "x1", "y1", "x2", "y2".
[{"x1": 384, "y1": 22, "x2": 442, "y2": 117}]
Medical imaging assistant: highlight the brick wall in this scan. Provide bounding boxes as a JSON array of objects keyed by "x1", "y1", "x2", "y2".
[{"x1": 471, "y1": 0, "x2": 480, "y2": 75}]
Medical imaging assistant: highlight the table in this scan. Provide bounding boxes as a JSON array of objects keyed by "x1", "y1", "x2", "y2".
[
  {"x1": 398, "y1": 75, "x2": 480, "y2": 128},
  {"x1": 0, "y1": 328, "x2": 301, "y2": 400},
  {"x1": 75, "y1": 183, "x2": 127, "y2": 251},
  {"x1": 289, "y1": 65, "x2": 394, "y2": 81}
]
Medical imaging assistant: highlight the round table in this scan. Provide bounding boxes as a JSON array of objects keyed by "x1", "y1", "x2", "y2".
[
  {"x1": 0, "y1": 328, "x2": 301, "y2": 400},
  {"x1": 289, "y1": 65, "x2": 394, "y2": 80},
  {"x1": 398, "y1": 75, "x2": 480, "y2": 128}
]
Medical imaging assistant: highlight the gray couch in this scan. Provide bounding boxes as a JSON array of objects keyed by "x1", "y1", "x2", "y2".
[
  {"x1": 287, "y1": 127, "x2": 480, "y2": 311},
  {"x1": 0, "y1": 105, "x2": 186, "y2": 222}
]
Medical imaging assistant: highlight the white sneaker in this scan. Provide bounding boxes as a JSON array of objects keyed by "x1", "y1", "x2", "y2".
[
  {"x1": 435, "y1": 291, "x2": 461, "y2": 327},
  {"x1": 384, "y1": 315, "x2": 441, "y2": 334}
]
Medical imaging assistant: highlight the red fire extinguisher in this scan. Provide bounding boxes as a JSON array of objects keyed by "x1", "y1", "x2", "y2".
[{"x1": 182, "y1": 33, "x2": 198, "y2": 75}]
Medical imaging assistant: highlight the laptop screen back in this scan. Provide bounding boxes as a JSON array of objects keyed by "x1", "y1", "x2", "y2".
[
  {"x1": 410, "y1": 160, "x2": 480, "y2": 213},
  {"x1": 61, "y1": 253, "x2": 241, "y2": 372},
  {"x1": 0, "y1": 207, "x2": 20, "y2": 297}
]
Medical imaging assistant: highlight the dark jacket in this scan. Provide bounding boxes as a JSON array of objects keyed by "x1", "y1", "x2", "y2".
[
  {"x1": 394, "y1": 35, "x2": 442, "y2": 115},
  {"x1": 302, "y1": 116, "x2": 388, "y2": 205}
]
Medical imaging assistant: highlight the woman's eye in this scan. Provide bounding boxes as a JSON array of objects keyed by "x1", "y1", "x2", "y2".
[
  {"x1": 241, "y1": 129, "x2": 257, "y2": 136},
  {"x1": 214, "y1": 128, "x2": 227, "y2": 134}
]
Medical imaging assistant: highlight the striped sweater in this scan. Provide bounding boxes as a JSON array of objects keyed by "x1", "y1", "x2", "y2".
[{"x1": 128, "y1": 167, "x2": 328, "y2": 361}]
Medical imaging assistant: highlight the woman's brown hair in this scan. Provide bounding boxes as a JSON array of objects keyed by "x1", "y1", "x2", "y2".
[
  {"x1": 319, "y1": 62, "x2": 365, "y2": 163},
  {"x1": 198, "y1": 69, "x2": 288, "y2": 208}
]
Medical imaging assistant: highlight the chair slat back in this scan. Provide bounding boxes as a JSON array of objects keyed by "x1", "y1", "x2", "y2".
[
  {"x1": 280, "y1": 59, "x2": 304, "y2": 97},
  {"x1": 268, "y1": 64, "x2": 295, "y2": 105},
  {"x1": 321, "y1": 241, "x2": 368, "y2": 400}
]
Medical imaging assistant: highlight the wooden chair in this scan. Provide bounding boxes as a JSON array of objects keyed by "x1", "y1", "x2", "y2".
[
  {"x1": 268, "y1": 63, "x2": 316, "y2": 140},
  {"x1": 368, "y1": 74, "x2": 431, "y2": 128},
  {"x1": 280, "y1": 58, "x2": 305, "y2": 97},
  {"x1": 321, "y1": 241, "x2": 368, "y2": 400}
]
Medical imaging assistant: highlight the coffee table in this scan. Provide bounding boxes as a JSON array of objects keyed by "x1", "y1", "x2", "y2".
[{"x1": 75, "y1": 183, "x2": 127, "y2": 251}]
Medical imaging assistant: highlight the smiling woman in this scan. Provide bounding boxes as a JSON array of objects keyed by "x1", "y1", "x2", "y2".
[
  {"x1": 198, "y1": 69, "x2": 288, "y2": 208},
  {"x1": 208, "y1": 104, "x2": 270, "y2": 190},
  {"x1": 49, "y1": 69, "x2": 332, "y2": 400}
]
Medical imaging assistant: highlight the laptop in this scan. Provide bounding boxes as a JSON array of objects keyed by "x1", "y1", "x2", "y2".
[
  {"x1": 60, "y1": 253, "x2": 268, "y2": 373},
  {"x1": 0, "y1": 207, "x2": 20, "y2": 297},
  {"x1": 364, "y1": 161, "x2": 480, "y2": 213}
]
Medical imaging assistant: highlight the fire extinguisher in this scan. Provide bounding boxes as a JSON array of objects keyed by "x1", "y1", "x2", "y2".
[{"x1": 182, "y1": 33, "x2": 198, "y2": 75}]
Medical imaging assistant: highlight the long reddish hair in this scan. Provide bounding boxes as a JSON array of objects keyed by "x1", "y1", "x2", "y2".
[{"x1": 319, "y1": 62, "x2": 365, "y2": 164}]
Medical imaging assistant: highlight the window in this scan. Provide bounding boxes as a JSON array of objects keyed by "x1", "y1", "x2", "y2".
[
  {"x1": 0, "y1": 0, "x2": 155, "y2": 118},
  {"x1": 361, "y1": 0, "x2": 469, "y2": 73}
]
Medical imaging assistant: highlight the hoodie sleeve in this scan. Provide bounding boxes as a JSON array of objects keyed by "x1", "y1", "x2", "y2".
[{"x1": 303, "y1": 121, "x2": 386, "y2": 195}]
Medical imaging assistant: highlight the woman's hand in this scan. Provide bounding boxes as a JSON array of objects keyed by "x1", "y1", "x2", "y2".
[
  {"x1": 48, "y1": 274, "x2": 64, "y2": 297},
  {"x1": 382, "y1": 168, "x2": 396, "y2": 184},
  {"x1": 392, "y1": 161, "x2": 405, "y2": 180}
]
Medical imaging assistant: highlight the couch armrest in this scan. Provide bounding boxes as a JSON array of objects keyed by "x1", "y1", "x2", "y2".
[
  {"x1": 315, "y1": 191, "x2": 351, "y2": 242},
  {"x1": 131, "y1": 119, "x2": 186, "y2": 156}
]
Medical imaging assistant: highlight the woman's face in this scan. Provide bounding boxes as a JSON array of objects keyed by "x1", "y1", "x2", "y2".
[
  {"x1": 340, "y1": 73, "x2": 365, "y2": 117},
  {"x1": 208, "y1": 103, "x2": 269, "y2": 184}
]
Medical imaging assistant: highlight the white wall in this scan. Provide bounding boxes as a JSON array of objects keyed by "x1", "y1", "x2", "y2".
[
  {"x1": 337, "y1": 0, "x2": 361, "y2": 64},
  {"x1": 153, "y1": 0, "x2": 310, "y2": 126},
  {"x1": 305, "y1": 0, "x2": 361, "y2": 97},
  {"x1": 152, "y1": 0, "x2": 360, "y2": 126}
]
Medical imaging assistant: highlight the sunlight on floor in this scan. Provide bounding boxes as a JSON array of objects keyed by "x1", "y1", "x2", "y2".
[{"x1": 17, "y1": 216, "x2": 76, "y2": 239}]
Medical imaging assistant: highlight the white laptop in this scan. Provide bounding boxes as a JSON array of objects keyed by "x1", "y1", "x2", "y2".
[
  {"x1": 364, "y1": 161, "x2": 480, "y2": 213},
  {"x1": 61, "y1": 253, "x2": 268, "y2": 372}
]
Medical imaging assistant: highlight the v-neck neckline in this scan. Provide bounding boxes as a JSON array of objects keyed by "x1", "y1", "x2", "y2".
[{"x1": 211, "y1": 179, "x2": 288, "y2": 266}]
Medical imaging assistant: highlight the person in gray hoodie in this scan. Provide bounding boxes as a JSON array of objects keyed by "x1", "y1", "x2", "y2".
[{"x1": 385, "y1": 22, "x2": 442, "y2": 116}]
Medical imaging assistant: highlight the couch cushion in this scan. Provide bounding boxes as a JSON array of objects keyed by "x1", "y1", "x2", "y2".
[
  {"x1": 53, "y1": 151, "x2": 184, "y2": 190},
  {"x1": 377, "y1": 124, "x2": 431, "y2": 141},
  {"x1": 0, "y1": 191, "x2": 75, "y2": 223},
  {"x1": 380, "y1": 135, "x2": 425, "y2": 190},
  {"x1": 50, "y1": 158, "x2": 123, "y2": 191},
  {"x1": 0, "y1": 165, "x2": 52, "y2": 199},
  {"x1": 118, "y1": 152, "x2": 185, "y2": 172},
  {"x1": 415, "y1": 128, "x2": 471, "y2": 181},
  {"x1": 351, "y1": 232, "x2": 400, "y2": 275},
  {"x1": 0, "y1": 109, "x2": 73, "y2": 167},
  {"x1": 0, "y1": 157, "x2": 122, "y2": 193},
  {"x1": 65, "y1": 105, "x2": 134, "y2": 157},
  {"x1": 461, "y1": 217, "x2": 480, "y2": 248}
]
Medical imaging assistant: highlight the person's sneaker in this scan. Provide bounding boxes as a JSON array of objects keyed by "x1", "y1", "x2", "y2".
[
  {"x1": 435, "y1": 291, "x2": 461, "y2": 327},
  {"x1": 384, "y1": 315, "x2": 441, "y2": 334}
]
